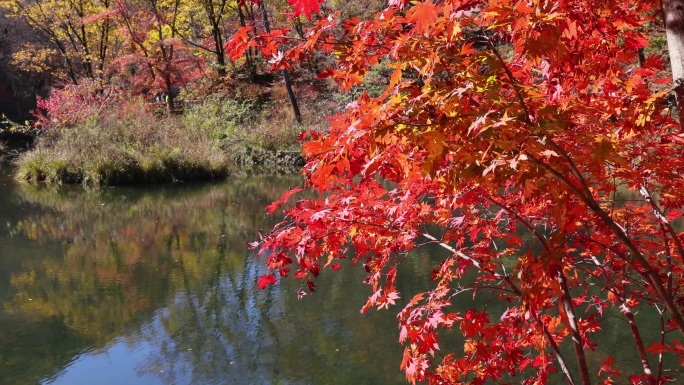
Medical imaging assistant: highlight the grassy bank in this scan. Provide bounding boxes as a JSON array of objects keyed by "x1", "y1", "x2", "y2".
[
  {"x1": 17, "y1": 107, "x2": 229, "y2": 186},
  {"x1": 14, "y1": 92, "x2": 309, "y2": 187},
  {"x1": 11, "y1": 62, "x2": 395, "y2": 187}
]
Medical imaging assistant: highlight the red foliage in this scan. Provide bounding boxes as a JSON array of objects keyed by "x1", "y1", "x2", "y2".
[
  {"x1": 34, "y1": 80, "x2": 124, "y2": 128},
  {"x1": 108, "y1": 0, "x2": 206, "y2": 103},
  {"x1": 233, "y1": 1, "x2": 684, "y2": 384},
  {"x1": 258, "y1": 273, "x2": 278, "y2": 289},
  {"x1": 287, "y1": 0, "x2": 324, "y2": 19}
]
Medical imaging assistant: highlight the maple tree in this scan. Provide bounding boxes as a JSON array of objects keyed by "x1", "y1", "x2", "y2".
[
  {"x1": 2, "y1": 0, "x2": 388, "y2": 121},
  {"x1": 237, "y1": 0, "x2": 684, "y2": 384},
  {"x1": 0, "y1": 0, "x2": 234, "y2": 110},
  {"x1": 169, "y1": 0, "x2": 238, "y2": 77},
  {"x1": 225, "y1": 0, "x2": 304, "y2": 121},
  {"x1": 110, "y1": 0, "x2": 207, "y2": 111},
  {"x1": 33, "y1": 79, "x2": 124, "y2": 127}
]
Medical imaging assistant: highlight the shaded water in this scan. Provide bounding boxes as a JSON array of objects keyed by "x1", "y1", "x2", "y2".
[{"x1": 0, "y1": 165, "x2": 678, "y2": 384}]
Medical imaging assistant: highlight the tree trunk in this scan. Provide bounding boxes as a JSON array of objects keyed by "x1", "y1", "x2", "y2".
[
  {"x1": 260, "y1": 1, "x2": 302, "y2": 124},
  {"x1": 663, "y1": 0, "x2": 684, "y2": 131},
  {"x1": 624, "y1": 304, "x2": 656, "y2": 384},
  {"x1": 164, "y1": 72, "x2": 174, "y2": 113},
  {"x1": 206, "y1": 0, "x2": 226, "y2": 78},
  {"x1": 282, "y1": 69, "x2": 302, "y2": 123},
  {"x1": 213, "y1": 23, "x2": 226, "y2": 77},
  {"x1": 558, "y1": 273, "x2": 591, "y2": 385}
]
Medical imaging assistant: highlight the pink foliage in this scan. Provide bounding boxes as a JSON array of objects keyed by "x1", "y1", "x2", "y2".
[{"x1": 34, "y1": 80, "x2": 124, "y2": 128}]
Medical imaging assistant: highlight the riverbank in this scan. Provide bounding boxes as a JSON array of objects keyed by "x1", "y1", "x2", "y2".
[
  {"x1": 0, "y1": 130, "x2": 34, "y2": 160},
  {"x1": 9, "y1": 94, "x2": 310, "y2": 187}
]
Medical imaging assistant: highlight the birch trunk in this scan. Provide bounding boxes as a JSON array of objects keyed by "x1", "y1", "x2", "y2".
[{"x1": 664, "y1": 0, "x2": 684, "y2": 130}]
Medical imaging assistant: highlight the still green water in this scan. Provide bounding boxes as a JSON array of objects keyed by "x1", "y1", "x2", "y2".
[
  {"x1": 0, "y1": 166, "x2": 443, "y2": 385},
  {"x1": 0, "y1": 164, "x2": 678, "y2": 384}
]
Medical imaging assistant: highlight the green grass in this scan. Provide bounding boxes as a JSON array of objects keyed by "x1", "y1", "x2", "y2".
[
  {"x1": 14, "y1": 89, "x2": 319, "y2": 187},
  {"x1": 15, "y1": 103, "x2": 231, "y2": 187},
  {"x1": 182, "y1": 96, "x2": 303, "y2": 153}
]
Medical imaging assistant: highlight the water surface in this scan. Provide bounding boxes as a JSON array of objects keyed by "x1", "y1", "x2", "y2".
[
  {"x1": 0, "y1": 165, "x2": 677, "y2": 384},
  {"x1": 0, "y1": 168, "x2": 436, "y2": 385}
]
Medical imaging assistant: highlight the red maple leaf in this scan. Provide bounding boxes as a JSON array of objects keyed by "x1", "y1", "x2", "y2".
[
  {"x1": 257, "y1": 274, "x2": 277, "y2": 289},
  {"x1": 225, "y1": 26, "x2": 254, "y2": 61},
  {"x1": 266, "y1": 186, "x2": 303, "y2": 214},
  {"x1": 287, "y1": 0, "x2": 324, "y2": 19}
]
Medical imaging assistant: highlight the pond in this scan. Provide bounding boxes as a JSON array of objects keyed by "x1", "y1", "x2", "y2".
[
  {"x1": 0, "y1": 164, "x2": 676, "y2": 384},
  {"x1": 0, "y1": 165, "x2": 445, "y2": 385}
]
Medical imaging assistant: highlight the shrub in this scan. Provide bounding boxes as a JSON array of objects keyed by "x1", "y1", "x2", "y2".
[
  {"x1": 183, "y1": 94, "x2": 304, "y2": 154},
  {"x1": 34, "y1": 80, "x2": 124, "y2": 129},
  {"x1": 181, "y1": 95, "x2": 256, "y2": 143},
  {"x1": 16, "y1": 99, "x2": 230, "y2": 186}
]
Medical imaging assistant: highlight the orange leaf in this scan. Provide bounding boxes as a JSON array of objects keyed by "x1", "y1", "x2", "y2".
[{"x1": 406, "y1": 0, "x2": 439, "y2": 33}]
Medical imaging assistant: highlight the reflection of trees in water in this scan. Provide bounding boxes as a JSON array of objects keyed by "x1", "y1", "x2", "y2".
[
  {"x1": 0, "y1": 314, "x2": 88, "y2": 384},
  {"x1": 5, "y1": 174, "x2": 428, "y2": 384},
  {"x1": 122, "y1": 210, "x2": 446, "y2": 384},
  {"x1": 136, "y1": 245, "x2": 443, "y2": 384},
  {"x1": 5, "y1": 174, "x2": 677, "y2": 384},
  {"x1": 3, "y1": 176, "x2": 299, "y2": 383}
]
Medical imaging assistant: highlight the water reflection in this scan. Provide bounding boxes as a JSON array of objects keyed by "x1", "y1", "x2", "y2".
[
  {"x1": 0, "y1": 175, "x2": 430, "y2": 385},
  {"x1": 2, "y1": 169, "x2": 670, "y2": 384}
]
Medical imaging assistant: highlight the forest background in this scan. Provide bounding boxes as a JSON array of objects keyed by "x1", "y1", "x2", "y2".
[{"x1": 0, "y1": 0, "x2": 388, "y2": 185}]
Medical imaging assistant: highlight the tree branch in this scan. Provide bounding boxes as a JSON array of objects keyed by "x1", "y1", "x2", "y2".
[
  {"x1": 528, "y1": 154, "x2": 684, "y2": 337},
  {"x1": 422, "y1": 231, "x2": 578, "y2": 385},
  {"x1": 640, "y1": 185, "x2": 684, "y2": 265}
]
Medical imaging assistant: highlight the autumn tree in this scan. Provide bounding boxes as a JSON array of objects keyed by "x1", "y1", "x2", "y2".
[
  {"x1": 226, "y1": 0, "x2": 304, "y2": 122},
  {"x1": 170, "y1": 0, "x2": 237, "y2": 77},
  {"x1": 664, "y1": 0, "x2": 684, "y2": 127},
  {"x1": 110, "y1": 0, "x2": 205, "y2": 110},
  {"x1": 0, "y1": 0, "x2": 121, "y2": 84},
  {"x1": 0, "y1": 0, "x2": 211, "y2": 111},
  {"x1": 0, "y1": 7, "x2": 46, "y2": 120},
  {"x1": 260, "y1": 0, "x2": 301, "y2": 123},
  {"x1": 240, "y1": 0, "x2": 684, "y2": 384}
]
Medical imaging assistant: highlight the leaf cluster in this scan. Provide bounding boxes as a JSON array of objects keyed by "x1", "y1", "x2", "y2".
[{"x1": 242, "y1": 1, "x2": 684, "y2": 384}]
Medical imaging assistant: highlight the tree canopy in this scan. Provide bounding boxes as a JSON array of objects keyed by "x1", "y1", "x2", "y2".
[
  {"x1": 242, "y1": 1, "x2": 684, "y2": 384},
  {"x1": 0, "y1": 0, "x2": 388, "y2": 113}
]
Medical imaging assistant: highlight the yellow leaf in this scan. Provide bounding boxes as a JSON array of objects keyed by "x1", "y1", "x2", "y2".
[{"x1": 463, "y1": 339, "x2": 477, "y2": 353}]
